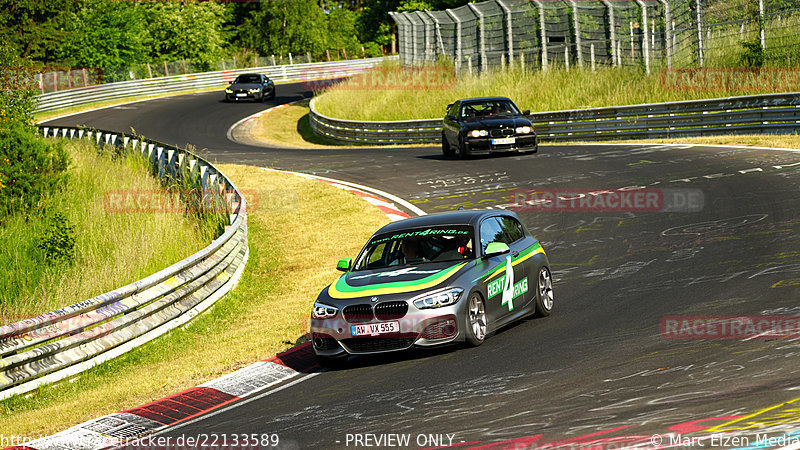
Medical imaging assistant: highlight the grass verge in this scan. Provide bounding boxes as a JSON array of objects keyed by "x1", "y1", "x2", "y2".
[
  {"x1": 0, "y1": 139, "x2": 216, "y2": 321},
  {"x1": 0, "y1": 165, "x2": 389, "y2": 438},
  {"x1": 580, "y1": 134, "x2": 800, "y2": 149},
  {"x1": 246, "y1": 99, "x2": 428, "y2": 149},
  {"x1": 314, "y1": 64, "x2": 799, "y2": 122}
]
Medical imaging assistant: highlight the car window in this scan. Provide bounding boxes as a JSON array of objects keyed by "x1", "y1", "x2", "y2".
[
  {"x1": 448, "y1": 103, "x2": 459, "y2": 117},
  {"x1": 353, "y1": 226, "x2": 474, "y2": 271},
  {"x1": 480, "y1": 217, "x2": 510, "y2": 253},
  {"x1": 498, "y1": 216, "x2": 525, "y2": 242},
  {"x1": 460, "y1": 101, "x2": 520, "y2": 119},
  {"x1": 235, "y1": 75, "x2": 261, "y2": 84}
]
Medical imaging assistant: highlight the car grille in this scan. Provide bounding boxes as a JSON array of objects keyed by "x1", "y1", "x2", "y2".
[
  {"x1": 343, "y1": 304, "x2": 374, "y2": 323},
  {"x1": 374, "y1": 301, "x2": 408, "y2": 321},
  {"x1": 341, "y1": 334, "x2": 417, "y2": 353},
  {"x1": 490, "y1": 128, "x2": 514, "y2": 137}
]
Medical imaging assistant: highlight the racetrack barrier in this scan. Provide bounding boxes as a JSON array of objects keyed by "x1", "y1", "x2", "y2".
[
  {"x1": 0, "y1": 126, "x2": 249, "y2": 400},
  {"x1": 35, "y1": 56, "x2": 397, "y2": 113},
  {"x1": 308, "y1": 92, "x2": 800, "y2": 145}
]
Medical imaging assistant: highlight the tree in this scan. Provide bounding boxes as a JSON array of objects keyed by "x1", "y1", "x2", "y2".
[
  {"x1": 240, "y1": 0, "x2": 330, "y2": 56},
  {"x1": 141, "y1": 2, "x2": 227, "y2": 70}
]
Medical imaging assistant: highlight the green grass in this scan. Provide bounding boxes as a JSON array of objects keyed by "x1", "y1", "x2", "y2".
[
  {"x1": 0, "y1": 165, "x2": 388, "y2": 439},
  {"x1": 315, "y1": 21, "x2": 800, "y2": 123},
  {"x1": 0, "y1": 139, "x2": 217, "y2": 322}
]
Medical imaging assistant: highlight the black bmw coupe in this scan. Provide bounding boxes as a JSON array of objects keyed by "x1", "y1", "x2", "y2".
[{"x1": 442, "y1": 97, "x2": 537, "y2": 158}]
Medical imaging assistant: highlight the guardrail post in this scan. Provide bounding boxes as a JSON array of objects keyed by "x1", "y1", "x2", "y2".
[{"x1": 531, "y1": 0, "x2": 548, "y2": 71}]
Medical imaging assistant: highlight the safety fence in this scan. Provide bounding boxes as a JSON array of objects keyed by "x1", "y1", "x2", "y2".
[
  {"x1": 35, "y1": 56, "x2": 396, "y2": 113},
  {"x1": 308, "y1": 92, "x2": 800, "y2": 144},
  {"x1": 390, "y1": 0, "x2": 800, "y2": 73},
  {"x1": 0, "y1": 126, "x2": 249, "y2": 400}
]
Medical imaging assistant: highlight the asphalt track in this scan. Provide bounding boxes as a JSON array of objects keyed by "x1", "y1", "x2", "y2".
[{"x1": 44, "y1": 83, "x2": 800, "y2": 449}]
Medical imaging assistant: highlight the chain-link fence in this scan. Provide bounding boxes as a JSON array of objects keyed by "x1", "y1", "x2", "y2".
[{"x1": 391, "y1": 0, "x2": 800, "y2": 72}]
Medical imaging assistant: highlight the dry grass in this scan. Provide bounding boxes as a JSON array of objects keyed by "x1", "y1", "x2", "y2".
[
  {"x1": 0, "y1": 165, "x2": 389, "y2": 439},
  {"x1": 314, "y1": 64, "x2": 796, "y2": 122},
  {"x1": 0, "y1": 140, "x2": 215, "y2": 320},
  {"x1": 584, "y1": 134, "x2": 800, "y2": 149}
]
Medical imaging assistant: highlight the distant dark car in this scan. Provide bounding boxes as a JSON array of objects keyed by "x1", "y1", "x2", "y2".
[
  {"x1": 442, "y1": 97, "x2": 537, "y2": 158},
  {"x1": 224, "y1": 74, "x2": 275, "y2": 102}
]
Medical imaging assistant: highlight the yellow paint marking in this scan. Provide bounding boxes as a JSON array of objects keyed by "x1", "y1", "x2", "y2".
[
  {"x1": 705, "y1": 397, "x2": 800, "y2": 432},
  {"x1": 772, "y1": 278, "x2": 800, "y2": 288}
]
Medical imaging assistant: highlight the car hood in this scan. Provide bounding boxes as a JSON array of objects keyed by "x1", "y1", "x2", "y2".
[
  {"x1": 462, "y1": 116, "x2": 532, "y2": 128},
  {"x1": 228, "y1": 82, "x2": 262, "y2": 90},
  {"x1": 326, "y1": 261, "x2": 469, "y2": 300}
]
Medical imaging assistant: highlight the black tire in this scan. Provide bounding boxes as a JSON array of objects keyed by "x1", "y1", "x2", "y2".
[
  {"x1": 464, "y1": 292, "x2": 487, "y2": 347},
  {"x1": 457, "y1": 135, "x2": 468, "y2": 160},
  {"x1": 534, "y1": 266, "x2": 554, "y2": 317},
  {"x1": 268, "y1": 88, "x2": 276, "y2": 100},
  {"x1": 442, "y1": 131, "x2": 455, "y2": 157}
]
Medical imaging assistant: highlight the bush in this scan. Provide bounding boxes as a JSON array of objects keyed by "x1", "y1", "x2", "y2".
[
  {"x1": 37, "y1": 211, "x2": 76, "y2": 264},
  {"x1": 0, "y1": 120, "x2": 70, "y2": 219}
]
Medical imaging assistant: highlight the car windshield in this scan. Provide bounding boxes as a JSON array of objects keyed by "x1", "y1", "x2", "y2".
[
  {"x1": 353, "y1": 226, "x2": 475, "y2": 271},
  {"x1": 234, "y1": 75, "x2": 261, "y2": 84},
  {"x1": 460, "y1": 100, "x2": 520, "y2": 120}
]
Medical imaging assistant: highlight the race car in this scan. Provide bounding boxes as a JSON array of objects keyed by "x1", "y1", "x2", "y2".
[
  {"x1": 224, "y1": 73, "x2": 275, "y2": 102},
  {"x1": 310, "y1": 210, "x2": 553, "y2": 364},
  {"x1": 441, "y1": 97, "x2": 538, "y2": 158}
]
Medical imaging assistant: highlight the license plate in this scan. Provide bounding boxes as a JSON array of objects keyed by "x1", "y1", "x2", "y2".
[
  {"x1": 236, "y1": 93, "x2": 247, "y2": 97},
  {"x1": 492, "y1": 137, "x2": 516, "y2": 145},
  {"x1": 352, "y1": 321, "x2": 400, "y2": 336}
]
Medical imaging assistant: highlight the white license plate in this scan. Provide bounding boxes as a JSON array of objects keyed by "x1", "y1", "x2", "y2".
[
  {"x1": 492, "y1": 137, "x2": 516, "y2": 145},
  {"x1": 236, "y1": 93, "x2": 247, "y2": 97},
  {"x1": 352, "y1": 321, "x2": 400, "y2": 336}
]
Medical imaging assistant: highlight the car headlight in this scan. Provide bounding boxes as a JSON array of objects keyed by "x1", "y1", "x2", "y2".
[
  {"x1": 225, "y1": 89, "x2": 232, "y2": 94},
  {"x1": 468, "y1": 130, "x2": 488, "y2": 138},
  {"x1": 515, "y1": 126, "x2": 532, "y2": 134},
  {"x1": 311, "y1": 302, "x2": 338, "y2": 319},
  {"x1": 248, "y1": 88, "x2": 260, "y2": 93},
  {"x1": 413, "y1": 288, "x2": 463, "y2": 309}
]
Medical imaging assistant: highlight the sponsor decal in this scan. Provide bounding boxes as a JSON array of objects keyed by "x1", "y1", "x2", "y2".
[
  {"x1": 475, "y1": 242, "x2": 545, "y2": 283},
  {"x1": 327, "y1": 262, "x2": 467, "y2": 299},
  {"x1": 349, "y1": 267, "x2": 440, "y2": 280},
  {"x1": 486, "y1": 255, "x2": 528, "y2": 311}
]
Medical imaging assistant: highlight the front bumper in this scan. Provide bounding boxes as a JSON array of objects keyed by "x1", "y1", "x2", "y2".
[
  {"x1": 226, "y1": 91, "x2": 261, "y2": 101},
  {"x1": 464, "y1": 134, "x2": 538, "y2": 155},
  {"x1": 311, "y1": 305, "x2": 463, "y2": 357}
]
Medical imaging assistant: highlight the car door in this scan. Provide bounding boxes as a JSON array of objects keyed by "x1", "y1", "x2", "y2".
[
  {"x1": 478, "y1": 216, "x2": 522, "y2": 325},
  {"x1": 444, "y1": 102, "x2": 460, "y2": 144},
  {"x1": 496, "y1": 215, "x2": 534, "y2": 311}
]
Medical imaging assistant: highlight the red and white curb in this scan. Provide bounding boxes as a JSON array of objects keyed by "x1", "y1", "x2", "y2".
[
  {"x1": 8, "y1": 174, "x2": 423, "y2": 450},
  {"x1": 225, "y1": 99, "x2": 305, "y2": 143}
]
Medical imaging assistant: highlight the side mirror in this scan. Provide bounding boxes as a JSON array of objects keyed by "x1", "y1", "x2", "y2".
[
  {"x1": 522, "y1": 109, "x2": 531, "y2": 115},
  {"x1": 446, "y1": 114, "x2": 455, "y2": 121},
  {"x1": 336, "y1": 258, "x2": 352, "y2": 272},
  {"x1": 483, "y1": 242, "x2": 510, "y2": 258}
]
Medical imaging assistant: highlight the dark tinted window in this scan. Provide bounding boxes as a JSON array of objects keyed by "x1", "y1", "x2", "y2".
[
  {"x1": 479, "y1": 217, "x2": 510, "y2": 252},
  {"x1": 498, "y1": 216, "x2": 525, "y2": 242},
  {"x1": 235, "y1": 75, "x2": 261, "y2": 84}
]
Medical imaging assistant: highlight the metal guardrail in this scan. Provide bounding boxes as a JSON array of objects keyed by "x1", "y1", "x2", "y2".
[
  {"x1": 309, "y1": 92, "x2": 800, "y2": 145},
  {"x1": 35, "y1": 56, "x2": 397, "y2": 113},
  {"x1": 0, "y1": 126, "x2": 249, "y2": 400}
]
